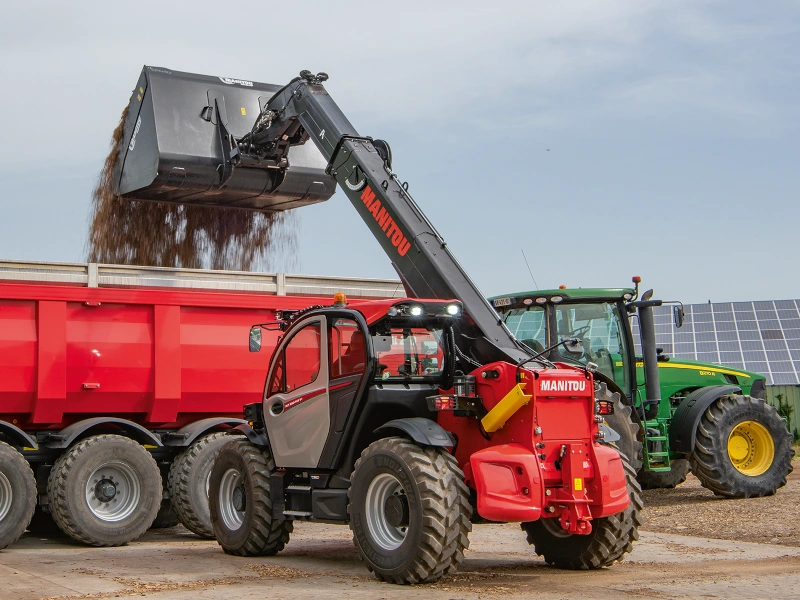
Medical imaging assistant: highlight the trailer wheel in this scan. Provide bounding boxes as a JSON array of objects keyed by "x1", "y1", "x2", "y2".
[
  {"x1": 690, "y1": 395, "x2": 793, "y2": 498},
  {"x1": 150, "y1": 499, "x2": 180, "y2": 529},
  {"x1": 0, "y1": 441, "x2": 36, "y2": 550},
  {"x1": 348, "y1": 437, "x2": 472, "y2": 584},
  {"x1": 47, "y1": 435, "x2": 162, "y2": 546},
  {"x1": 209, "y1": 439, "x2": 292, "y2": 556},
  {"x1": 521, "y1": 452, "x2": 642, "y2": 569},
  {"x1": 168, "y1": 432, "x2": 233, "y2": 538},
  {"x1": 597, "y1": 382, "x2": 643, "y2": 472},
  {"x1": 637, "y1": 458, "x2": 690, "y2": 490}
]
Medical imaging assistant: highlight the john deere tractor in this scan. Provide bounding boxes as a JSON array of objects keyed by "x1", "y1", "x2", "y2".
[{"x1": 490, "y1": 278, "x2": 793, "y2": 498}]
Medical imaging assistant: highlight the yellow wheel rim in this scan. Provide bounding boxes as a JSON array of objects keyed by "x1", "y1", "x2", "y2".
[{"x1": 727, "y1": 421, "x2": 774, "y2": 476}]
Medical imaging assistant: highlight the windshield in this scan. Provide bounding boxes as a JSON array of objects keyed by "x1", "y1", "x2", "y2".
[
  {"x1": 372, "y1": 325, "x2": 446, "y2": 382},
  {"x1": 502, "y1": 306, "x2": 546, "y2": 353}
]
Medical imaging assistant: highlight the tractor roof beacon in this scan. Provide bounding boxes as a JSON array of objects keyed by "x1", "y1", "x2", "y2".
[{"x1": 114, "y1": 67, "x2": 642, "y2": 583}]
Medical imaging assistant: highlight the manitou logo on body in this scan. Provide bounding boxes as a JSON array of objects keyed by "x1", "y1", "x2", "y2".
[
  {"x1": 540, "y1": 379, "x2": 587, "y2": 393},
  {"x1": 360, "y1": 186, "x2": 411, "y2": 257},
  {"x1": 219, "y1": 77, "x2": 253, "y2": 87},
  {"x1": 128, "y1": 117, "x2": 142, "y2": 151}
]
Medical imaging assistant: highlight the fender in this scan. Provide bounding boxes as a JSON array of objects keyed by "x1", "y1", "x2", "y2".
[
  {"x1": 162, "y1": 417, "x2": 247, "y2": 447},
  {"x1": 0, "y1": 420, "x2": 38, "y2": 450},
  {"x1": 670, "y1": 385, "x2": 741, "y2": 454},
  {"x1": 233, "y1": 423, "x2": 270, "y2": 447},
  {"x1": 44, "y1": 417, "x2": 163, "y2": 449},
  {"x1": 374, "y1": 417, "x2": 455, "y2": 448}
]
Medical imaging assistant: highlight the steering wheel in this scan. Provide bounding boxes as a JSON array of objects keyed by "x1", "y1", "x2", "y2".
[{"x1": 563, "y1": 324, "x2": 591, "y2": 339}]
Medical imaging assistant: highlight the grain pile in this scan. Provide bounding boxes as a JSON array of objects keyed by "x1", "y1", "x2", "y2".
[{"x1": 86, "y1": 107, "x2": 297, "y2": 271}]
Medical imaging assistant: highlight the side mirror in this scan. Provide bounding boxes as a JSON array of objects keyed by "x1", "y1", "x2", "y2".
[
  {"x1": 673, "y1": 305, "x2": 685, "y2": 329},
  {"x1": 249, "y1": 326, "x2": 262, "y2": 352},
  {"x1": 563, "y1": 338, "x2": 584, "y2": 355}
]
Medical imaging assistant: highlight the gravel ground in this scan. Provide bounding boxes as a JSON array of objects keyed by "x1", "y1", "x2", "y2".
[{"x1": 641, "y1": 456, "x2": 800, "y2": 546}]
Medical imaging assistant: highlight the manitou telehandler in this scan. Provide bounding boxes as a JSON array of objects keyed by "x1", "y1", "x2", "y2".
[
  {"x1": 111, "y1": 67, "x2": 642, "y2": 584},
  {"x1": 490, "y1": 279, "x2": 792, "y2": 497}
]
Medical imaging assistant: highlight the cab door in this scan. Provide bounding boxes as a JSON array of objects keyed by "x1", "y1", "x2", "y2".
[{"x1": 263, "y1": 317, "x2": 330, "y2": 468}]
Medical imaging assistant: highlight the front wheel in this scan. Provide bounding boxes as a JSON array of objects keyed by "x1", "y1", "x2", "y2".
[
  {"x1": 690, "y1": 394, "x2": 794, "y2": 498},
  {"x1": 521, "y1": 452, "x2": 642, "y2": 569},
  {"x1": 637, "y1": 458, "x2": 690, "y2": 490},
  {"x1": 0, "y1": 442, "x2": 36, "y2": 549},
  {"x1": 348, "y1": 437, "x2": 472, "y2": 584}
]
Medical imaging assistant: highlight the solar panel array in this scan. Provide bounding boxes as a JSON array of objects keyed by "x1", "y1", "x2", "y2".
[{"x1": 631, "y1": 300, "x2": 800, "y2": 385}]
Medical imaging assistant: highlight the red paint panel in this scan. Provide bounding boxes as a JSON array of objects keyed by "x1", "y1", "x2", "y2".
[
  {"x1": 32, "y1": 301, "x2": 67, "y2": 423},
  {"x1": 150, "y1": 305, "x2": 181, "y2": 423}
]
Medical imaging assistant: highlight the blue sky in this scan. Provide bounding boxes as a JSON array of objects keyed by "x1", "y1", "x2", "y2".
[{"x1": 0, "y1": 1, "x2": 797, "y2": 303}]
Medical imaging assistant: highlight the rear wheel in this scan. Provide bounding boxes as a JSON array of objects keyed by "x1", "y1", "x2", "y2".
[
  {"x1": 690, "y1": 395, "x2": 793, "y2": 498},
  {"x1": 521, "y1": 452, "x2": 642, "y2": 569},
  {"x1": 47, "y1": 435, "x2": 162, "y2": 546},
  {"x1": 637, "y1": 458, "x2": 690, "y2": 490},
  {"x1": 596, "y1": 382, "x2": 642, "y2": 472},
  {"x1": 348, "y1": 437, "x2": 472, "y2": 584},
  {"x1": 208, "y1": 439, "x2": 292, "y2": 556},
  {"x1": 168, "y1": 432, "x2": 234, "y2": 538},
  {"x1": 0, "y1": 442, "x2": 36, "y2": 549}
]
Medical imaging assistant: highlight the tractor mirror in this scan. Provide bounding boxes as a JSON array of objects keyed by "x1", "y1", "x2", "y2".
[
  {"x1": 673, "y1": 305, "x2": 685, "y2": 329},
  {"x1": 563, "y1": 338, "x2": 584, "y2": 355},
  {"x1": 249, "y1": 326, "x2": 262, "y2": 352}
]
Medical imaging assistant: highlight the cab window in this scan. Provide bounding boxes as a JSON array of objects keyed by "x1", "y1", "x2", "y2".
[
  {"x1": 267, "y1": 322, "x2": 322, "y2": 394},
  {"x1": 373, "y1": 326, "x2": 445, "y2": 382},
  {"x1": 502, "y1": 306, "x2": 546, "y2": 353},
  {"x1": 329, "y1": 318, "x2": 366, "y2": 379},
  {"x1": 555, "y1": 303, "x2": 625, "y2": 384}
]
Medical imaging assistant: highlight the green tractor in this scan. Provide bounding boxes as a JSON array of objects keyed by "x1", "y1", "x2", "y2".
[{"x1": 490, "y1": 278, "x2": 793, "y2": 497}]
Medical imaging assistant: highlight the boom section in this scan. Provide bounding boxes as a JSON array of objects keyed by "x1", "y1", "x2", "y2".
[{"x1": 243, "y1": 72, "x2": 529, "y2": 365}]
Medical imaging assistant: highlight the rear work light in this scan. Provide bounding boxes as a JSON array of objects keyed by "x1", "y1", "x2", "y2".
[
  {"x1": 596, "y1": 400, "x2": 615, "y2": 415},
  {"x1": 427, "y1": 395, "x2": 458, "y2": 411}
]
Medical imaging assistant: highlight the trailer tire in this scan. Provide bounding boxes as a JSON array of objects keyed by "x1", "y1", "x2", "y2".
[
  {"x1": 209, "y1": 439, "x2": 292, "y2": 556},
  {"x1": 47, "y1": 435, "x2": 162, "y2": 546},
  {"x1": 0, "y1": 441, "x2": 36, "y2": 550},
  {"x1": 689, "y1": 394, "x2": 793, "y2": 498},
  {"x1": 637, "y1": 458, "x2": 690, "y2": 489},
  {"x1": 168, "y1": 432, "x2": 233, "y2": 538},
  {"x1": 521, "y1": 452, "x2": 642, "y2": 569},
  {"x1": 597, "y1": 382, "x2": 643, "y2": 473},
  {"x1": 150, "y1": 500, "x2": 180, "y2": 529},
  {"x1": 348, "y1": 437, "x2": 472, "y2": 584}
]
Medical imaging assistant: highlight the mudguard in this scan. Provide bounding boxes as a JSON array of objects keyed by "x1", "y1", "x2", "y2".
[
  {"x1": 44, "y1": 417, "x2": 163, "y2": 449},
  {"x1": 670, "y1": 385, "x2": 741, "y2": 454},
  {"x1": 374, "y1": 418, "x2": 454, "y2": 447},
  {"x1": 162, "y1": 417, "x2": 247, "y2": 447},
  {"x1": 233, "y1": 423, "x2": 270, "y2": 447},
  {"x1": 0, "y1": 421, "x2": 38, "y2": 450}
]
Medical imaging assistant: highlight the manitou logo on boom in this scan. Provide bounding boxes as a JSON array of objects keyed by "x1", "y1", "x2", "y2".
[
  {"x1": 540, "y1": 379, "x2": 587, "y2": 393},
  {"x1": 360, "y1": 186, "x2": 411, "y2": 257}
]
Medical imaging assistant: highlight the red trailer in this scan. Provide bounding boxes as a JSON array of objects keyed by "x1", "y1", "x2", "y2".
[{"x1": 0, "y1": 260, "x2": 401, "y2": 549}]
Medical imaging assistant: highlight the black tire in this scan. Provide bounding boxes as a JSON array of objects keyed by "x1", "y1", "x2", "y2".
[
  {"x1": 47, "y1": 435, "x2": 162, "y2": 546},
  {"x1": 0, "y1": 442, "x2": 36, "y2": 549},
  {"x1": 637, "y1": 458, "x2": 690, "y2": 490},
  {"x1": 208, "y1": 439, "x2": 292, "y2": 556},
  {"x1": 168, "y1": 432, "x2": 234, "y2": 538},
  {"x1": 26, "y1": 506, "x2": 67, "y2": 537},
  {"x1": 348, "y1": 437, "x2": 472, "y2": 584},
  {"x1": 690, "y1": 394, "x2": 794, "y2": 498},
  {"x1": 521, "y1": 452, "x2": 642, "y2": 569},
  {"x1": 596, "y1": 382, "x2": 642, "y2": 473},
  {"x1": 150, "y1": 499, "x2": 180, "y2": 529}
]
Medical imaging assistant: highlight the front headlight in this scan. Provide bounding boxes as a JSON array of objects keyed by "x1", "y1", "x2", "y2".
[
  {"x1": 446, "y1": 304, "x2": 460, "y2": 316},
  {"x1": 409, "y1": 305, "x2": 423, "y2": 317}
]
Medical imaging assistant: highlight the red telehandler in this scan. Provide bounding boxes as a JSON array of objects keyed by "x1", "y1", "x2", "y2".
[{"x1": 112, "y1": 67, "x2": 643, "y2": 583}]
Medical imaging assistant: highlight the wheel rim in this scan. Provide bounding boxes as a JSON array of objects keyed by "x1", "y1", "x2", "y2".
[
  {"x1": 218, "y1": 468, "x2": 245, "y2": 531},
  {"x1": 85, "y1": 461, "x2": 141, "y2": 522},
  {"x1": 0, "y1": 471, "x2": 12, "y2": 521},
  {"x1": 364, "y1": 472, "x2": 409, "y2": 550},
  {"x1": 727, "y1": 420, "x2": 774, "y2": 476}
]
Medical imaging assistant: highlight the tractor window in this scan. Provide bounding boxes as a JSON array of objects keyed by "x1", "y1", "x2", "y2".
[
  {"x1": 329, "y1": 318, "x2": 366, "y2": 379},
  {"x1": 502, "y1": 306, "x2": 546, "y2": 353},
  {"x1": 555, "y1": 303, "x2": 624, "y2": 383},
  {"x1": 372, "y1": 325, "x2": 445, "y2": 382},
  {"x1": 269, "y1": 322, "x2": 322, "y2": 394}
]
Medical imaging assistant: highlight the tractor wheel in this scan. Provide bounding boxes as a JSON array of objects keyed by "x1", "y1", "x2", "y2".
[
  {"x1": 348, "y1": 437, "x2": 472, "y2": 584},
  {"x1": 209, "y1": 439, "x2": 292, "y2": 556},
  {"x1": 47, "y1": 435, "x2": 162, "y2": 546},
  {"x1": 596, "y1": 382, "x2": 642, "y2": 472},
  {"x1": 168, "y1": 432, "x2": 234, "y2": 538},
  {"x1": 521, "y1": 452, "x2": 642, "y2": 569},
  {"x1": 150, "y1": 499, "x2": 180, "y2": 529},
  {"x1": 0, "y1": 442, "x2": 36, "y2": 549},
  {"x1": 637, "y1": 459, "x2": 691, "y2": 490},
  {"x1": 690, "y1": 395, "x2": 793, "y2": 498}
]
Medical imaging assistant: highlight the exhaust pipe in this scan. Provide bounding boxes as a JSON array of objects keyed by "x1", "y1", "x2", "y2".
[{"x1": 113, "y1": 66, "x2": 336, "y2": 211}]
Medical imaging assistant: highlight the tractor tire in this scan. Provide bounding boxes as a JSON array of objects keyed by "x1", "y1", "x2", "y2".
[
  {"x1": 521, "y1": 452, "x2": 642, "y2": 569},
  {"x1": 596, "y1": 382, "x2": 643, "y2": 472},
  {"x1": 209, "y1": 439, "x2": 292, "y2": 556},
  {"x1": 637, "y1": 459, "x2": 691, "y2": 490},
  {"x1": 150, "y1": 499, "x2": 180, "y2": 529},
  {"x1": 168, "y1": 432, "x2": 234, "y2": 538},
  {"x1": 0, "y1": 442, "x2": 36, "y2": 550},
  {"x1": 47, "y1": 435, "x2": 162, "y2": 546},
  {"x1": 689, "y1": 394, "x2": 794, "y2": 498},
  {"x1": 348, "y1": 437, "x2": 472, "y2": 584},
  {"x1": 27, "y1": 506, "x2": 67, "y2": 537}
]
